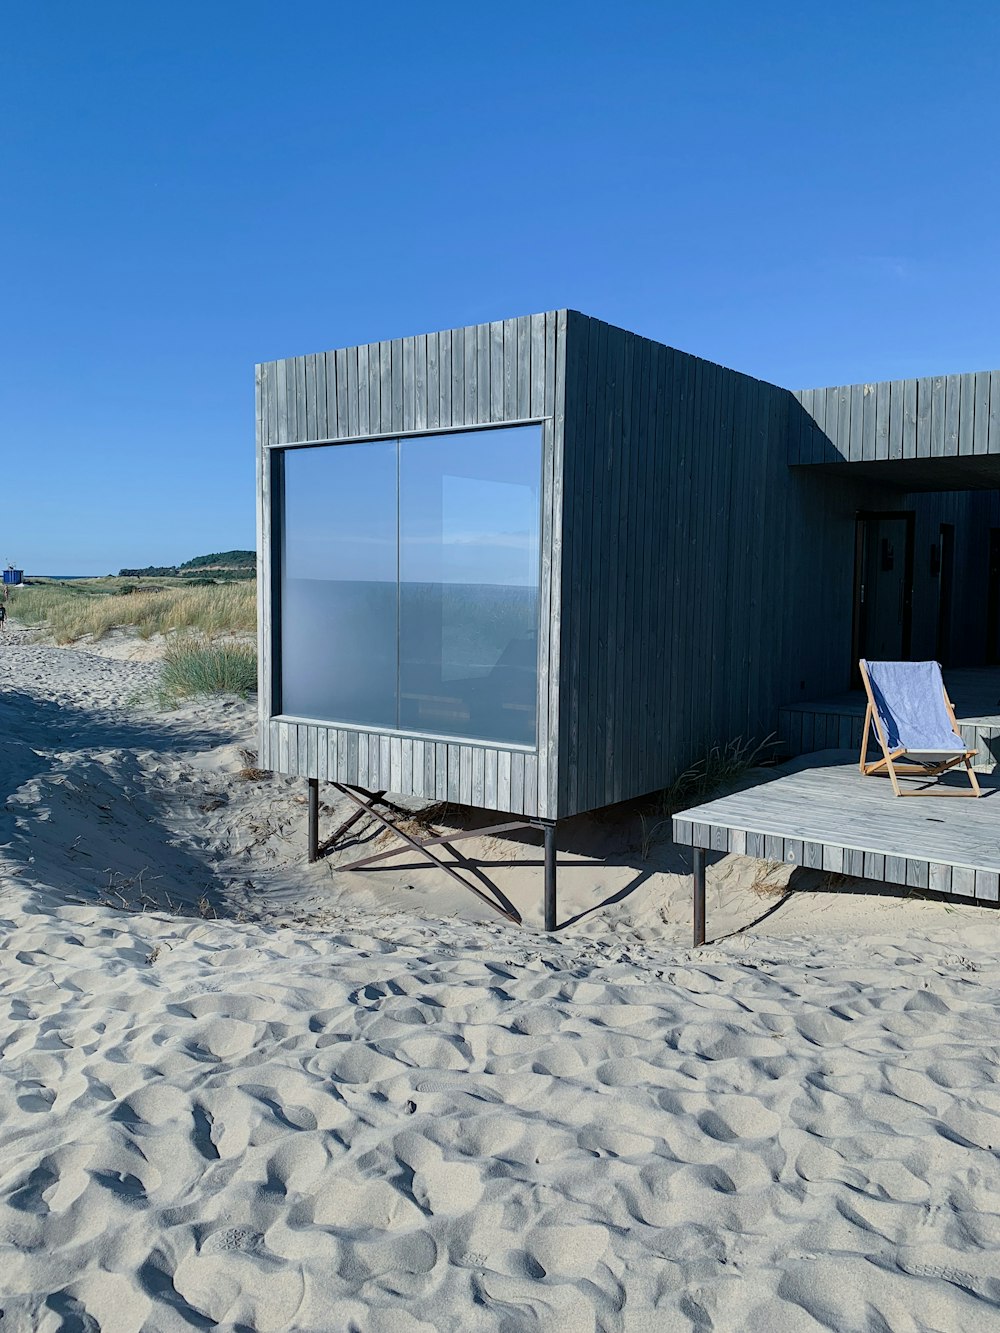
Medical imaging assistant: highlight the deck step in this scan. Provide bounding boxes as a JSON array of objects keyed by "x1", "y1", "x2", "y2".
[{"x1": 779, "y1": 706, "x2": 999, "y2": 771}]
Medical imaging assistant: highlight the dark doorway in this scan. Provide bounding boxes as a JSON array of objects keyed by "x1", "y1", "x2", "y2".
[
  {"x1": 988, "y1": 529, "x2": 1000, "y2": 666},
  {"x1": 852, "y1": 511, "x2": 914, "y2": 683},
  {"x1": 935, "y1": 523, "x2": 955, "y2": 665}
]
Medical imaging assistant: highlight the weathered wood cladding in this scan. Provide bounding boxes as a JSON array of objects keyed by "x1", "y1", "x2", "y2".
[
  {"x1": 266, "y1": 721, "x2": 540, "y2": 816},
  {"x1": 258, "y1": 316, "x2": 557, "y2": 449},
  {"x1": 791, "y1": 368, "x2": 1000, "y2": 471},
  {"x1": 672, "y1": 758, "x2": 1000, "y2": 902},
  {"x1": 256, "y1": 313, "x2": 565, "y2": 818},
  {"x1": 673, "y1": 814, "x2": 999, "y2": 903},
  {"x1": 778, "y1": 705, "x2": 999, "y2": 772},
  {"x1": 555, "y1": 315, "x2": 898, "y2": 817},
  {"x1": 675, "y1": 819, "x2": 999, "y2": 901}
]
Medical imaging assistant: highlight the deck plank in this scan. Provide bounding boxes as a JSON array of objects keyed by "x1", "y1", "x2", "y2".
[{"x1": 672, "y1": 750, "x2": 1000, "y2": 901}]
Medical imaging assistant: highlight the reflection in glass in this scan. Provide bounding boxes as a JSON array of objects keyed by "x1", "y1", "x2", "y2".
[
  {"x1": 399, "y1": 428, "x2": 540, "y2": 746},
  {"x1": 277, "y1": 425, "x2": 541, "y2": 747},
  {"x1": 279, "y1": 441, "x2": 398, "y2": 727}
]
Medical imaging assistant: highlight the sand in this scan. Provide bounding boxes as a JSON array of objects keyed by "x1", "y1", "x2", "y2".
[{"x1": 1, "y1": 622, "x2": 1000, "y2": 1331}]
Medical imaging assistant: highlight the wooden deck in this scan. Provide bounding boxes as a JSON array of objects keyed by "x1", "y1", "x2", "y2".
[
  {"x1": 779, "y1": 667, "x2": 1000, "y2": 771},
  {"x1": 672, "y1": 749, "x2": 1000, "y2": 904}
]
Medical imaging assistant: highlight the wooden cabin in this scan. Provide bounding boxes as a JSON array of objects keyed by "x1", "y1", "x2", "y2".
[{"x1": 255, "y1": 311, "x2": 1000, "y2": 837}]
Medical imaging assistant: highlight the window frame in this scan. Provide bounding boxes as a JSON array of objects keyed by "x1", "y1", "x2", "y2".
[{"x1": 270, "y1": 420, "x2": 546, "y2": 752}]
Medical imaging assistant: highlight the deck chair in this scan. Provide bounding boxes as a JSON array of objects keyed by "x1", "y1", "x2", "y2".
[{"x1": 859, "y1": 659, "x2": 980, "y2": 797}]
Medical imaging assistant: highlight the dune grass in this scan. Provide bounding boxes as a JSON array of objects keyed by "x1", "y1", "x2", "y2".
[
  {"x1": 158, "y1": 636, "x2": 258, "y2": 704},
  {"x1": 8, "y1": 581, "x2": 256, "y2": 643},
  {"x1": 638, "y1": 734, "x2": 779, "y2": 859},
  {"x1": 658, "y1": 733, "x2": 779, "y2": 815}
]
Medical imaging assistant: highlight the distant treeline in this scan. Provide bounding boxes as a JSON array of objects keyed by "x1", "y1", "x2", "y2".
[
  {"x1": 181, "y1": 550, "x2": 256, "y2": 571},
  {"x1": 119, "y1": 550, "x2": 256, "y2": 579}
]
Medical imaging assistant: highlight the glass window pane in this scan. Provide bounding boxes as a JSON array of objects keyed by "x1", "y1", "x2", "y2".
[
  {"x1": 280, "y1": 441, "x2": 398, "y2": 727},
  {"x1": 398, "y1": 426, "x2": 541, "y2": 745}
]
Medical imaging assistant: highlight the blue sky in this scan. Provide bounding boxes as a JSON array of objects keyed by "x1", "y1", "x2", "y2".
[{"x1": 3, "y1": 2, "x2": 998, "y2": 574}]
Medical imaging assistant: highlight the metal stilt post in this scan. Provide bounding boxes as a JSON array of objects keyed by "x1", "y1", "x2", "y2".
[
  {"x1": 693, "y1": 847, "x2": 706, "y2": 947},
  {"x1": 543, "y1": 821, "x2": 557, "y2": 932},
  {"x1": 307, "y1": 778, "x2": 319, "y2": 863}
]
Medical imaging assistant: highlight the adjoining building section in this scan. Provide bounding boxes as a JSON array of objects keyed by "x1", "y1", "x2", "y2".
[{"x1": 255, "y1": 312, "x2": 1000, "y2": 922}]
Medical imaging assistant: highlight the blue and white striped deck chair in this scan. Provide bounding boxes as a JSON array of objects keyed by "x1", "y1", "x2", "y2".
[{"x1": 859, "y1": 659, "x2": 980, "y2": 797}]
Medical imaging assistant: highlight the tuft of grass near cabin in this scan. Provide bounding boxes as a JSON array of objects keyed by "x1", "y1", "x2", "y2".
[
  {"x1": 158, "y1": 636, "x2": 258, "y2": 705},
  {"x1": 7, "y1": 580, "x2": 256, "y2": 643},
  {"x1": 637, "y1": 734, "x2": 779, "y2": 860},
  {"x1": 658, "y1": 734, "x2": 780, "y2": 815}
]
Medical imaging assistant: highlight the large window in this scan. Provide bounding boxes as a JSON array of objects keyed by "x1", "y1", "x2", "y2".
[
  {"x1": 279, "y1": 440, "x2": 398, "y2": 730},
  {"x1": 279, "y1": 425, "x2": 541, "y2": 747}
]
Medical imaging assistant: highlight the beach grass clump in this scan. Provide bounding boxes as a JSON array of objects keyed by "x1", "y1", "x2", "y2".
[
  {"x1": 8, "y1": 581, "x2": 256, "y2": 643},
  {"x1": 158, "y1": 636, "x2": 258, "y2": 704},
  {"x1": 635, "y1": 734, "x2": 778, "y2": 860},
  {"x1": 659, "y1": 733, "x2": 779, "y2": 816}
]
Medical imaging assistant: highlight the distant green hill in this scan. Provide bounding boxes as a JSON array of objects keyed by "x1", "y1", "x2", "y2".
[
  {"x1": 118, "y1": 550, "x2": 256, "y2": 579},
  {"x1": 179, "y1": 550, "x2": 256, "y2": 572}
]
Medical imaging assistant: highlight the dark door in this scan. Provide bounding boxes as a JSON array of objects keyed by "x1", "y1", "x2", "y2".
[
  {"x1": 988, "y1": 529, "x2": 1000, "y2": 666},
  {"x1": 936, "y1": 523, "x2": 955, "y2": 665},
  {"x1": 852, "y1": 512, "x2": 914, "y2": 677}
]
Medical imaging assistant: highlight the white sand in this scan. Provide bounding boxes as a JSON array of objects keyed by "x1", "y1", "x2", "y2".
[{"x1": 2, "y1": 624, "x2": 1000, "y2": 1330}]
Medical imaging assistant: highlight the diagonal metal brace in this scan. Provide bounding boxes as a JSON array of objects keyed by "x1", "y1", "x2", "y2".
[
  {"x1": 329, "y1": 783, "x2": 523, "y2": 924},
  {"x1": 341, "y1": 820, "x2": 532, "y2": 870},
  {"x1": 319, "y1": 788, "x2": 387, "y2": 852}
]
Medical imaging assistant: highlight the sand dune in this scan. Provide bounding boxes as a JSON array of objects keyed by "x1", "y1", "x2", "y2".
[{"x1": 1, "y1": 626, "x2": 1000, "y2": 1330}]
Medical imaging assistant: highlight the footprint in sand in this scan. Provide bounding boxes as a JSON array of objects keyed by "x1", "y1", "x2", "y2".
[
  {"x1": 180, "y1": 1015, "x2": 260, "y2": 1062},
  {"x1": 312, "y1": 1176, "x2": 424, "y2": 1230},
  {"x1": 525, "y1": 1222, "x2": 610, "y2": 1279},
  {"x1": 15, "y1": 1079, "x2": 56, "y2": 1113},
  {"x1": 201, "y1": 1226, "x2": 265, "y2": 1255},
  {"x1": 173, "y1": 1242, "x2": 307, "y2": 1333},
  {"x1": 696, "y1": 1095, "x2": 782, "y2": 1142},
  {"x1": 345, "y1": 1228, "x2": 440, "y2": 1296},
  {"x1": 411, "y1": 1157, "x2": 484, "y2": 1216}
]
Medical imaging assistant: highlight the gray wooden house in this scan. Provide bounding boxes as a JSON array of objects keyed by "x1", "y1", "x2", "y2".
[{"x1": 255, "y1": 311, "x2": 1000, "y2": 921}]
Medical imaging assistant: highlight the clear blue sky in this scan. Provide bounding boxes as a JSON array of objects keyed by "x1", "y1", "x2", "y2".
[{"x1": 3, "y1": 2, "x2": 998, "y2": 574}]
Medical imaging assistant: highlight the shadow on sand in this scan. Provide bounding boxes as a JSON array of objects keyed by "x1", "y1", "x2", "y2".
[{"x1": 0, "y1": 687, "x2": 239, "y2": 918}]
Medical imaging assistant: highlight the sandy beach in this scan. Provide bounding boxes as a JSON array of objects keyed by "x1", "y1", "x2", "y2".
[{"x1": 2, "y1": 625, "x2": 1000, "y2": 1330}]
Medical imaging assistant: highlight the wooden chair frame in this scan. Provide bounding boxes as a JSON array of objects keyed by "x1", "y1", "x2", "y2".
[{"x1": 858, "y1": 660, "x2": 981, "y2": 798}]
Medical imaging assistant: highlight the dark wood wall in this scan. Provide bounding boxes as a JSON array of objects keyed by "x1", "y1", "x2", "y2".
[
  {"x1": 555, "y1": 314, "x2": 902, "y2": 817},
  {"x1": 256, "y1": 312, "x2": 567, "y2": 818},
  {"x1": 792, "y1": 368, "x2": 1000, "y2": 667},
  {"x1": 908, "y1": 489, "x2": 1000, "y2": 664},
  {"x1": 790, "y1": 370, "x2": 1000, "y2": 488}
]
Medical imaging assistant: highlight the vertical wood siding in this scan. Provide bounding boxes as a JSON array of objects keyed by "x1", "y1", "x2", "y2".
[
  {"x1": 555, "y1": 315, "x2": 909, "y2": 817},
  {"x1": 258, "y1": 724, "x2": 544, "y2": 816},
  {"x1": 790, "y1": 369, "x2": 1000, "y2": 470},
  {"x1": 256, "y1": 314, "x2": 564, "y2": 817},
  {"x1": 791, "y1": 372, "x2": 1000, "y2": 670}
]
